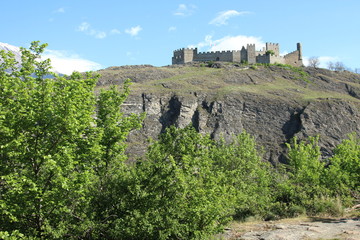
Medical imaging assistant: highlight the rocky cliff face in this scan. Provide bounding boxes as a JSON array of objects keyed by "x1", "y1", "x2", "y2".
[{"x1": 98, "y1": 64, "x2": 360, "y2": 163}]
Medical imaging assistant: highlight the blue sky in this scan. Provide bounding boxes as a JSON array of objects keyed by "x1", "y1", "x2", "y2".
[{"x1": 1, "y1": 0, "x2": 359, "y2": 74}]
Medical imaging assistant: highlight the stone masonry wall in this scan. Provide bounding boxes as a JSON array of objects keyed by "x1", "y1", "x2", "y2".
[
  {"x1": 194, "y1": 50, "x2": 239, "y2": 62},
  {"x1": 172, "y1": 43, "x2": 303, "y2": 66},
  {"x1": 247, "y1": 44, "x2": 256, "y2": 64},
  {"x1": 284, "y1": 50, "x2": 302, "y2": 67}
]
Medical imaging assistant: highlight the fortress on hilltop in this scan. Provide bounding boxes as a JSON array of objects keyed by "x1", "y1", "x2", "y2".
[{"x1": 172, "y1": 42, "x2": 303, "y2": 67}]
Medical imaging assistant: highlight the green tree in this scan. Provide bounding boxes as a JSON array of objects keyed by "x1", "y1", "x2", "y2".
[
  {"x1": 0, "y1": 41, "x2": 143, "y2": 239},
  {"x1": 99, "y1": 126, "x2": 235, "y2": 240},
  {"x1": 324, "y1": 133, "x2": 360, "y2": 200},
  {"x1": 286, "y1": 136, "x2": 324, "y2": 198},
  {"x1": 211, "y1": 132, "x2": 274, "y2": 220},
  {"x1": 280, "y1": 136, "x2": 341, "y2": 216},
  {"x1": 86, "y1": 81, "x2": 145, "y2": 239},
  {"x1": 265, "y1": 50, "x2": 275, "y2": 56}
]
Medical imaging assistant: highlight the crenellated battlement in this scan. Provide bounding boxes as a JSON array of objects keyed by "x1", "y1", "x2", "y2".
[
  {"x1": 172, "y1": 42, "x2": 303, "y2": 67},
  {"x1": 197, "y1": 50, "x2": 240, "y2": 55},
  {"x1": 266, "y1": 43, "x2": 279, "y2": 46},
  {"x1": 173, "y1": 47, "x2": 197, "y2": 52}
]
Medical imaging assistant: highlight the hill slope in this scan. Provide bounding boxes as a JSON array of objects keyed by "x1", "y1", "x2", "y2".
[{"x1": 97, "y1": 63, "x2": 360, "y2": 162}]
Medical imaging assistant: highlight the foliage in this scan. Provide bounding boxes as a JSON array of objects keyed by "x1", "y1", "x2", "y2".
[
  {"x1": 0, "y1": 41, "x2": 144, "y2": 239},
  {"x1": 95, "y1": 126, "x2": 235, "y2": 240},
  {"x1": 275, "y1": 63, "x2": 311, "y2": 83},
  {"x1": 265, "y1": 50, "x2": 275, "y2": 56},
  {"x1": 250, "y1": 65, "x2": 258, "y2": 70},
  {"x1": 286, "y1": 136, "x2": 324, "y2": 197},
  {"x1": 211, "y1": 132, "x2": 274, "y2": 220},
  {"x1": 1, "y1": 41, "x2": 360, "y2": 239},
  {"x1": 262, "y1": 137, "x2": 324, "y2": 218},
  {"x1": 0, "y1": 41, "x2": 98, "y2": 238},
  {"x1": 277, "y1": 134, "x2": 360, "y2": 216},
  {"x1": 323, "y1": 133, "x2": 360, "y2": 200},
  {"x1": 207, "y1": 61, "x2": 215, "y2": 67}
]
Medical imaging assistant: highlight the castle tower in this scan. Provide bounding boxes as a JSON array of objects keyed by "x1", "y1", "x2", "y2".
[
  {"x1": 246, "y1": 44, "x2": 256, "y2": 64},
  {"x1": 284, "y1": 43, "x2": 303, "y2": 67},
  {"x1": 297, "y1": 43, "x2": 302, "y2": 60},
  {"x1": 240, "y1": 46, "x2": 247, "y2": 62},
  {"x1": 172, "y1": 48, "x2": 197, "y2": 64},
  {"x1": 266, "y1": 43, "x2": 280, "y2": 56}
]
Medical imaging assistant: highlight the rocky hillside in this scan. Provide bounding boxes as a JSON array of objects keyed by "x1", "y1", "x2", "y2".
[{"x1": 96, "y1": 63, "x2": 360, "y2": 163}]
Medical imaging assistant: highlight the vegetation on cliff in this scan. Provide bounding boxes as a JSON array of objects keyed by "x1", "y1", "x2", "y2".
[{"x1": 0, "y1": 43, "x2": 359, "y2": 239}]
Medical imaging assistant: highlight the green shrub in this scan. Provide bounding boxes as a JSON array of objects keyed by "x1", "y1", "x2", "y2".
[
  {"x1": 285, "y1": 136, "x2": 325, "y2": 200},
  {"x1": 323, "y1": 133, "x2": 360, "y2": 200},
  {"x1": 100, "y1": 126, "x2": 235, "y2": 239},
  {"x1": 266, "y1": 50, "x2": 275, "y2": 56},
  {"x1": 212, "y1": 132, "x2": 274, "y2": 220},
  {"x1": 306, "y1": 197, "x2": 344, "y2": 217},
  {"x1": 275, "y1": 63, "x2": 311, "y2": 83},
  {"x1": 250, "y1": 65, "x2": 258, "y2": 70},
  {"x1": 266, "y1": 202, "x2": 305, "y2": 220}
]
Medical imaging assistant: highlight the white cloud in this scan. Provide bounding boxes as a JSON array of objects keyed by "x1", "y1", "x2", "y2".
[
  {"x1": 173, "y1": 4, "x2": 196, "y2": 16},
  {"x1": 110, "y1": 29, "x2": 121, "y2": 35},
  {"x1": 78, "y1": 22, "x2": 91, "y2": 32},
  {"x1": 209, "y1": 10, "x2": 250, "y2": 26},
  {"x1": 168, "y1": 26, "x2": 177, "y2": 32},
  {"x1": 190, "y1": 35, "x2": 265, "y2": 52},
  {"x1": 77, "y1": 22, "x2": 107, "y2": 39},
  {"x1": 42, "y1": 49, "x2": 102, "y2": 75},
  {"x1": 125, "y1": 25, "x2": 142, "y2": 37}
]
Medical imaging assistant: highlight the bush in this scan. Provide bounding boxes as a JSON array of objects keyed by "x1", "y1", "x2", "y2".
[
  {"x1": 266, "y1": 50, "x2": 275, "y2": 56},
  {"x1": 207, "y1": 61, "x2": 214, "y2": 67},
  {"x1": 0, "y1": 42, "x2": 144, "y2": 239},
  {"x1": 323, "y1": 133, "x2": 360, "y2": 201},
  {"x1": 306, "y1": 197, "x2": 344, "y2": 217},
  {"x1": 98, "y1": 126, "x2": 235, "y2": 239},
  {"x1": 285, "y1": 136, "x2": 325, "y2": 201},
  {"x1": 211, "y1": 132, "x2": 274, "y2": 220}
]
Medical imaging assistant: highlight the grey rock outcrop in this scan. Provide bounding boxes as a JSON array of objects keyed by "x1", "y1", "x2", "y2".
[
  {"x1": 99, "y1": 65, "x2": 360, "y2": 162},
  {"x1": 125, "y1": 93, "x2": 359, "y2": 163}
]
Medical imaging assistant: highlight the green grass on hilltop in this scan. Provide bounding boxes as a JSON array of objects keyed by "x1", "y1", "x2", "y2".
[{"x1": 96, "y1": 64, "x2": 360, "y2": 104}]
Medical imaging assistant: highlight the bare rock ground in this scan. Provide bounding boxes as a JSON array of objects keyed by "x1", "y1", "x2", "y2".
[{"x1": 218, "y1": 217, "x2": 360, "y2": 240}]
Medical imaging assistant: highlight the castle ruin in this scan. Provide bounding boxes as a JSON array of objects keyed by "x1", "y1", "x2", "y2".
[{"x1": 172, "y1": 42, "x2": 303, "y2": 67}]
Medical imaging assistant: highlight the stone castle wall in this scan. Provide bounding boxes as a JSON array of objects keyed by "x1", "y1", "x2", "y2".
[
  {"x1": 257, "y1": 54, "x2": 285, "y2": 64},
  {"x1": 172, "y1": 42, "x2": 303, "y2": 67},
  {"x1": 172, "y1": 48, "x2": 197, "y2": 64},
  {"x1": 284, "y1": 50, "x2": 302, "y2": 67},
  {"x1": 194, "y1": 50, "x2": 240, "y2": 62}
]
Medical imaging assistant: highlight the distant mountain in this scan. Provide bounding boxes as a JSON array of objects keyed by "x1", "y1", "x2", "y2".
[
  {"x1": 0, "y1": 42, "x2": 22, "y2": 68},
  {"x1": 0, "y1": 42, "x2": 63, "y2": 76}
]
